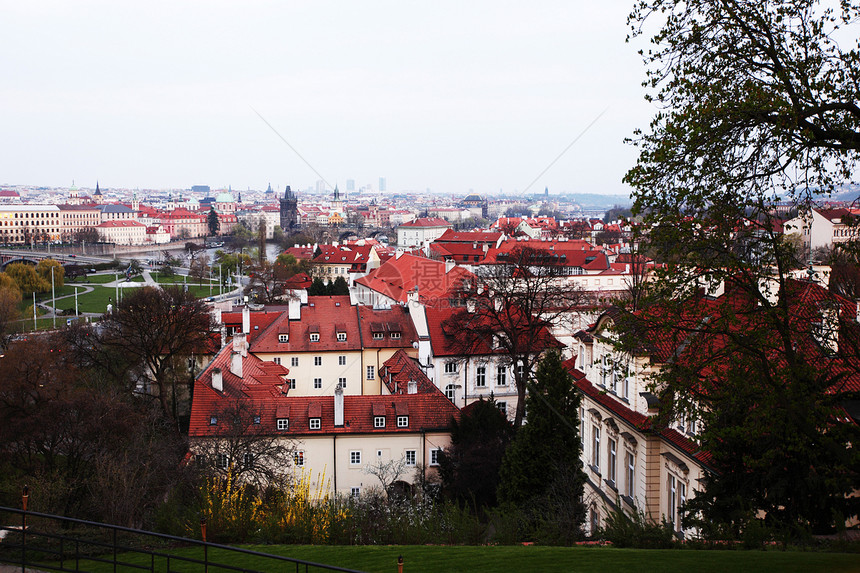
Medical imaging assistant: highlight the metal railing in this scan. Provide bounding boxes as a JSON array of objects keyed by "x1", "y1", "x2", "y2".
[{"x1": 0, "y1": 493, "x2": 366, "y2": 573}]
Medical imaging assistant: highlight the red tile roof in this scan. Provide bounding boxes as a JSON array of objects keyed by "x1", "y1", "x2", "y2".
[
  {"x1": 434, "y1": 229, "x2": 502, "y2": 243},
  {"x1": 357, "y1": 305, "x2": 418, "y2": 349},
  {"x1": 398, "y1": 217, "x2": 453, "y2": 228},
  {"x1": 249, "y1": 296, "x2": 361, "y2": 353},
  {"x1": 354, "y1": 254, "x2": 476, "y2": 307},
  {"x1": 189, "y1": 344, "x2": 459, "y2": 437},
  {"x1": 379, "y1": 349, "x2": 439, "y2": 395}
]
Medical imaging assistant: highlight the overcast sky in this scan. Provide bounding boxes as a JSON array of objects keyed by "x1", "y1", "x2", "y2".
[{"x1": 0, "y1": 1, "x2": 654, "y2": 196}]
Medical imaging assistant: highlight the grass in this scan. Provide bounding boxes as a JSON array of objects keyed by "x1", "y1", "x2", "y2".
[{"x1": 25, "y1": 544, "x2": 860, "y2": 573}]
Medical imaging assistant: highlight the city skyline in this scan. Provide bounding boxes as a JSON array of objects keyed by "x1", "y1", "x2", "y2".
[{"x1": 1, "y1": 1, "x2": 653, "y2": 196}]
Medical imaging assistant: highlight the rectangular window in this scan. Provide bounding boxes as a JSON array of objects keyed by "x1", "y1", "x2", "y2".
[
  {"x1": 243, "y1": 452, "x2": 254, "y2": 467},
  {"x1": 668, "y1": 475, "x2": 677, "y2": 526},
  {"x1": 608, "y1": 438, "x2": 617, "y2": 485},
  {"x1": 278, "y1": 334, "x2": 288, "y2": 343},
  {"x1": 287, "y1": 379, "x2": 296, "y2": 389},
  {"x1": 215, "y1": 453, "x2": 228, "y2": 469},
  {"x1": 372, "y1": 332, "x2": 383, "y2": 340},
  {"x1": 309, "y1": 418, "x2": 321, "y2": 430},
  {"x1": 253, "y1": 415, "x2": 261, "y2": 424},
  {"x1": 314, "y1": 356, "x2": 322, "y2": 366},
  {"x1": 313, "y1": 378, "x2": 322, "y2": 389},
  {"x1": 374, "y1": 416, "x2": 386, "y2": 428},
  {"x1": 444, "y1": 362, "x2": 458, "y2": 374},
  {"x1": 397, "y1": 415, "x2": 408, "y2": 427},
  {"x1": 337, "y1": 332, "x2": 347, "y2": 342},
  {"x1": 430, "y1": 448, "x2": 441, "y2": 466},
  {"x1": 497, "y1": 401, "x2": 507, "y2": 415},
  {"x1": 351, "y1": 487, "x2": 361, "y2": 498},
  {"x1": 475, "y1": 366, "x2": 486, "y2": 387},
  {"x1": 310, "y1": 333, "x2": 320, "y2": 342},
  {"x1": 339, "y1": 377, "x2": 347, "y2": 388},
  {"x1": 405, "y1": 450, "x2": 416, "y2": 466},
  {"x1": 496, "y1": 365, "x2": 507, "y2": 386},
  {"x1": 391, "y1": 332, "x2": 401, "y2": 339},
  {"x1": 339, "y1": 355, "x2": 346, "y2": 366},
  {"x1": 367, "y1": 365, "x2": 375, "y2": 380},
  {"x1": 294, "y1": 451, "x2": 305, "y2": 467},
  {"x1": 678, "y1": 482, "x2": 686, "y2": 530},
  {"x1": 273, "y1": 357, "x2": 281, "y2": 365},
  {"x1": 626, "y1": 452, "x2": 635, "y2": 498},
  {"x1": 350, "y1": 450, "x2": 361, "y2": 465},
  {"x1": 592, "y1": 425, "x2": 601, "y2": 472},
  {"x1": 291, "y1": 357, "x2": 299, "y2": 367},
  {"x1": 209, "y1": 416, "x2": 218, "y2": 426},
  {"x1": 277, "y1": 418, "x2": 289, "y2": 430}
]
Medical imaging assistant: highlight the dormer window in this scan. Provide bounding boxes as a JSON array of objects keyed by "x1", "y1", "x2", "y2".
[
  {"x1": 372, "y1": 332, "x2": 384, "y2": 340},
  {"x1": 397, "y1": 415, "x2": 408, "y2": 427},
  {"x1": 337, "y1": 332, "x2": 347, "y2": 342},
  {"x1": 374, "y1": 416, "x2": 386, "y2": 428},
  {"x1": 277, "y1": 418, "x2": 289, "y2": 430},
  {"x1": 209, "y1": 416, "x2": 218, "y2": 425},
  {"x1": 278, "y1": 334, "x2": 289, "y2": 343},
  {"x1": 310, "y1": 333, "x2": 320, "y2": 342},
  {"x1": 309, "y1": 418, "x2": 321, "y2": 430},
  {"x1": 390, "y1": 332, "x2": 401, "y2": 339}
]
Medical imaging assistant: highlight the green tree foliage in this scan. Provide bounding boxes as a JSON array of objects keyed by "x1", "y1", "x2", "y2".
[
  {"x1": 439, "y1": 397, "x2": 514, "y2": 510},
  {"x1": 622, "y1": 0, "x2": 860, "y2": 537},
  {"x1": 5, "y1": 262, "x2": 49, "y2": 294},
  {"x1": 308, "y1": 277, "x2": 327, "y2": 296},
  {"x1": 208, "y1": 208, "x2": 220, "y2": 236},
  {"x1": 36, "y1": 258, "x2": 65, "y2": 288},
  {"x1": 0, "y1": 273, "x2": 22, "y2": 346},
  {"x1": 328, "y1": 275, "x2": 349, "y2": 296},
  {"x1": 497, "y1": 350, "x2": 586, "y2": 539}
]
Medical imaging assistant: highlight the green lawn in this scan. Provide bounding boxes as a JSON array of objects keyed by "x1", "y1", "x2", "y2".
[{"x1": 27, "y1": 545, "x2": 860, "y2": 573}]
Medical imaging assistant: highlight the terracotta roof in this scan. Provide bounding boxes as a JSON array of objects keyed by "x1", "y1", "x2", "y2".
[
  {"x1": 354, "y1": 254, "x2": 476, "y2": 307},
  {"x1": 220, "y1": 309, "x2": 282, "y2": 342},
  {"x1": 357, "y1": 305, "x2": 418, "y2": 349},
  {"x1": 379, "y1": 349, "x2": 438, "y2": 394},
  {"x1": 249, "y1": 296, "x2": 359, "y2": 353},
  {"x1": 189, "y1": 345, "x2": 459, "y2": 437},
  {"x1": 398, "y1": 217, "x2": 453, "y2": 228}
]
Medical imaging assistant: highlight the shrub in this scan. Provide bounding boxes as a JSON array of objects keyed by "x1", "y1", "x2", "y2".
[{"x1": 597, "y1": 505, "x2": 676, "y2": 549}]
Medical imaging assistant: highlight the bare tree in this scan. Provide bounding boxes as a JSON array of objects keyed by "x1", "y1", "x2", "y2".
[
  {"x1": 443, "y1": 245, "x2": 586, "y2": 427},
  {"x1": 96, "y1": 286, "x2": 213, "y2": 427},
  {"x1": 364, "y1": 458, "x2": 409, "y2": 499},
  {"x1": 193, "y1": 399, "x2": 295, "y2": 489}
]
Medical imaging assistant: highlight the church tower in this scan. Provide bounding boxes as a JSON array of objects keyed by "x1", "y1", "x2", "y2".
[{"x1": 279, "y1": 185, "x2": 298, "y2": 231}]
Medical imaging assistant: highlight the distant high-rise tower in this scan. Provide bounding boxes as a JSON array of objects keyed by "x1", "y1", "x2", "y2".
[
  {"x1": 266, "y1": 182, "x2": 273, "y2": 194},
  {"x1": 280, "y1": 185, "x2": 298, "y2": 231},
  {"x1": 346, "y1": 179, "x2": 355, "y2": 192},
  {"x1": 545, "y1": 186, "x2": 549, "y2": 197},
  {"x1": 379, "y1": 177, "x2": 387, "y2": 192}
]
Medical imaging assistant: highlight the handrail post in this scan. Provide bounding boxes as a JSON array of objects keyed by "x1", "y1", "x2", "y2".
[
  {"x1": 200, "y1": 515, "x2": 208, "y2": 573},
  {"x1": 21, "y1": 486, "x2": 28, "y2": 573}
]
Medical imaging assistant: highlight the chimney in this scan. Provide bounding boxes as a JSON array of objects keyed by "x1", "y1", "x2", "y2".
[
  {"x1": 211, "y1": 368, "x2": 223, "y2": 392},
  {"x1": 242, "y1": 305, "x2": 250, "y2": 334},
  {"x1": 289, "y1": 296, "x2": 302, "y2": 320},
  {"x1": 234, "y1": 332, "x2": 247, "y2": 357},
  {"x1": 395, "y1": 249, "x2": 404, "y2": 259},
  {"x1": 407, "y1": 380, "x2": 417, "y2": 395},
  {"x1": 445, "y1": 259, "x2": 455, "y2": 274},
  {"x1": 856, "y1": 300, "x2": 860, "y2": 323},
  {"x1": 334, "y1": 384, "x2": 344, "y2": 426},
  {"x1": 220, "y1": 325, "x2": 227, "y2": 348},
  {"x1": 214, "y1": 308, "x2": 222, "y2": 325},
  {"x1": 231, "y1": 351, "x2": 243, "y2": 378}
]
